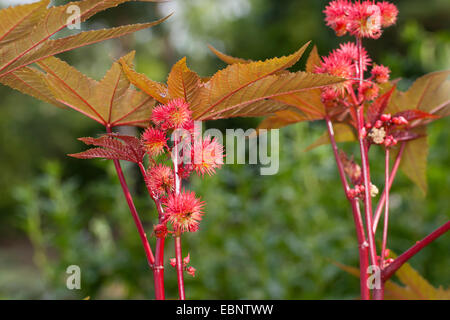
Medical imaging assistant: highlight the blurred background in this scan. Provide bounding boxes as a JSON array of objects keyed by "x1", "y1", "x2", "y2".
[{"x1": 0, "y1": 0, "x2": 449, "y2": 299}]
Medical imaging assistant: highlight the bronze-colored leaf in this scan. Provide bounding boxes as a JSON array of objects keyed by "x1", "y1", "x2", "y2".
[
  {"x1": 387, "y1": 70, "x2": 450, "y2": 117},
  {"x1": 304, "y1": 123, "x2": 356, "y2": 152},
  {"x1": 36, "y1": 53, "x2": 155, "y2": 127},
  {"x1": 392, "y1": 127, "x2": 429, "y2": 194},
  {"x1": 195, "y1": 71, "x2": 342, "y2": 120},
  {"x1": 0, "y1": 66, "x2": 66, "y2": 108},
  {"x1": 367, "y1": 85, "x2": 396, "y2": 124},
  {"x1": 167, "y1": 57, "x2": 201, "y2": 103},
  {"x1": 257, "y1": 109, "x2": 313, "y2": 131},
  {"x1": 0, "y1": 0, "x2": 168, "y2": 78},
  {"x1": 305, "y1": 46, "x2": 321, "y2": 73},
  {"x1": 192, "y1": 42, "x2": 312, "y2": 119},
  {"x1": 207, "y1": 44, "x2": 251, "y2": 65},
  {"x1": 3, "y1": 17, "x2": 171, "y2": 78},
  {"x1": 119, "y1": 54, "x2": 168, "y2": 104},
  {"x1": 335, "y1": 256, "x2": 450, "y2": 300},
  {"x1": 70, "y1": 134, "x2": 145, "y2": 163},
  {"x1": 0, "y1": 0, "x2": 49, "y2": 46}
]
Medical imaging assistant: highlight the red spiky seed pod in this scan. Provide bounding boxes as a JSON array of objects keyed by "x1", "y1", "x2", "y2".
[
  {"x1": 146, "y1": 164, "x2": 174, "y2": 197},
  {"x1": 141, "y1": 127, "x2": 168, "y2": 156},
  {"x1": 323, "y1": 0, "x2": 352, "y2": 36},
  {"x1": 192, "y1": 136, "x2": 224, "y2": 177},
  {"x1": 151, "y1": 99, "x2": 192, "y2": 130},
  {"x1": 371, "y1": 64, "x2": 391, "y2": 83},
  {"x1": 164, "y1": 190, "x2": 205, "y2": 233},
  {"x1": 358, "y1": 81, "x2": 379, "y2": 101},
  {"x1": 377, "y1": 1, "x2": 398, "y2": 28},
  {"x1": 348, "y1": 1, "x2": 382, "y2": 39}
]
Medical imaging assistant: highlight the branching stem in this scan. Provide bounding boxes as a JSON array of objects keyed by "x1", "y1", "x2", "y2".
[
  {"x1": 326, "y1": 117, "x2": 370, "y2": 300},
  {"x1": 373, "y1": 142, "x2": 406, "y2": 233},
  {"x1": 382, "y1": 221, "x2": 450, "y2": 281}
]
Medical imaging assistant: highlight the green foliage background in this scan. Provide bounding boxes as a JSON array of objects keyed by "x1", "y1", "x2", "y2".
[{"x1": 0, "y1": 0, "x2": 448, "y2": 299}]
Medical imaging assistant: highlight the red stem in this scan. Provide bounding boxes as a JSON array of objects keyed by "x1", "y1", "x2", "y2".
[
  {"x1": 138, "y1": 162, "x2": 166, "y2": 300},
  {"x1": 374, "y1": 148, "x2": 391, "y2": 300},
  {"x1": 373, "y1": 142, "x2": 406, "y2": 233},
  {"x1": 172, "y1": 139, "x2": 186, "y2": 300},
  {"x1": 382, "y1": 221, "x2": 450, "y2": 281},
  {"x1": 356, "y1": 38, "x2": 378, "y2": 269},
  {"x1": 106, "y1": 126, "x2": 155, "y2": 270},
  {"x1": 326, "y1": 117, "x2": 370, "y2": 300},
  {"x1": 381, "y1": 148, "x2": 390, "y2": 268},
  {"x1": 351, "y1": 200, "x2": 371, "y2": 300},
  {"x1": 154, "y1": 238, "x2": 166, "y2": 300},
  {"x1": 175, "y1": 235, "x2": 186, "y2": 300}
]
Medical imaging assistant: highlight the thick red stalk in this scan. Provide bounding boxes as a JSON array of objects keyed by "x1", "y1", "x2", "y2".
[
  {"x1": 106, "y1": 126, "x2": 155, "y2": 270},
  {"x1": 172, "y1": 139, "x2": 186, "y2": 300},
  {"x1": 326, "y1": 117, "x2": 370, "y2": 300},
  {"x1": 154, "y1": 238, "x2": 165, "y2": 300},
  {"x1": 356, "y1": 38, "x2": 378, "y2": 268},
  {"x1": 138, "y1": 162, "x2": 166, "y2": 300},
  {"x1": 351, "y1": 200, "x2": 371, "y2": 300},
  {"x1": 373, "y1": 142, "x2": 406, "y2": 233},
  {"x1": 175, "y1": 235, "x2": 186, "y2": 300},
  {"x1": 382, "y1": 221, "x2": 450, "y2": 281},
  {"x1": 356, "y1": 37, "x2": 380, "y2": 300},
  {"x1": 110, "y1": 157, "x2": 155, "y2": 267},
  {"x1": 374, "y1": 148, "x2": 391, "y2": 300}
]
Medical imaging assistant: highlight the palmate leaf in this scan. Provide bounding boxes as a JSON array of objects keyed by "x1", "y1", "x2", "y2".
[
  {"x1": 120, "y1": 42, "x2": 344, "y2": 121},
  {"x1": 33, "y1": 52, "x2": 155, "y2": 127},
  {"x1": 0, "y1": 66, "x2": 66, "y2": 108},
  {"x1": 392, "y1": 127, "x2": 429, "y2": 194},
  {"x1": 0, "y1": 0, "x2": 49, "y2": 46},
  {"x1": 5, "y1": 17, "x2": 171, "y2": 78},
  {"x1": 69, "y1": 134, "x2": 145, "y2": 163},
  {"x1": 0, "y1": 0, "x2": 167, "y2": 79},
  {"x1": 386, "y1": 70, "x2": 450, "y2": 117},
  {"x1": 167, "y1": 57, "x2": 201, "y2": 103},
  {"x1": 196, "y1": 71, "x2": 340, "y2": 120},
  {"x1": 192, "y1": 41, "x2": 315, "y2": 119},
  {"x1": 384, "y1": 71, "x2": 450, "y2": 193},
  {"x1": 255, "y1": 46, "x2": 328, "y2": 131},
  {"x1": 119, "y1": 57, "x2": 169, "y2": 104}
]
